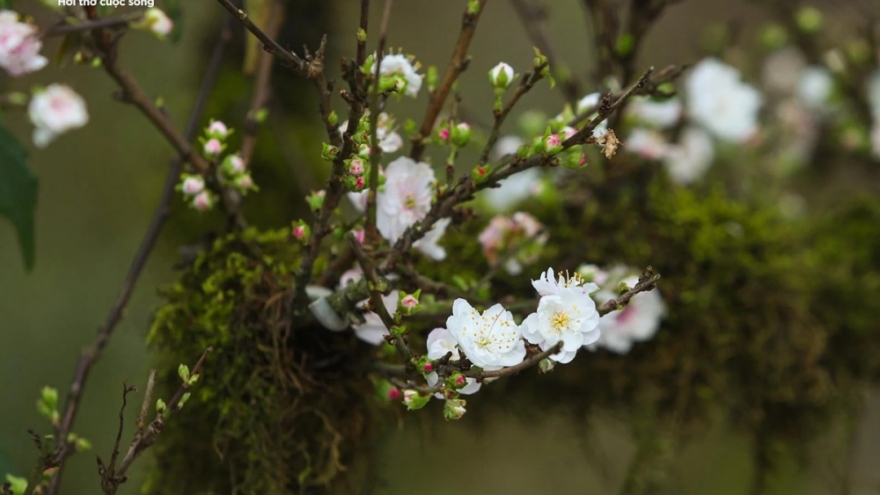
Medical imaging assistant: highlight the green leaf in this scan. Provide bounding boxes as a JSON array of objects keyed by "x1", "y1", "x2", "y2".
[{"x1": 0, "y1": 125, "x2": 38, "y2": 271}]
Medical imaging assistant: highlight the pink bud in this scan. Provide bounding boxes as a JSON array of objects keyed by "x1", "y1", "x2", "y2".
[
  {"x1": 316, "y1": 189, "x2": 326, "y2": 197},
  {"x1": 228, "y1": 154, "x2": 245, "y2": 173},
  {"x1": 578, "y1": 154, "x2": 587, "y2": 167},
  {"x1": 387, "y1": 387, "x2": 401, "y2": 401},
  {"x1": 349, "y1": 158, "x2": 365, "y2": 176},
  {"x1": 203, "y1": 138, "x2": 222, "y2": 155},
  {"x1": 293, "y1": 225, "x2": 306, "y2": 239},
  {"x1": 208, "y1": 120, "x2": 228, "y2": 137},
  {"x1": 355, "y1": 176, "x2": 365, "y2": 190},
  {"x1": 455, "y1": 375, "x2": 466, "y2": 386},
  {"x1": 193, "y1": 191, "x2": 212, "y2": 212},
  {"x1": 546, "y1": 134, "x2": 561, "y2": 147},
  {"x1": 181, "y1": 176, "x2": 204, "y2": 195},
  {"x1": 401, "y1": 294, "x2": 418, "y2": 308},
  {"x1": 353, "y1": 229, "x2": 365, "y2": 244},
  {"x1": 423, "y1": 362, "x2": 434, "y2": 373},
  {"x1": 439, "y1": 128, "x2": 450, "y2": 141}
]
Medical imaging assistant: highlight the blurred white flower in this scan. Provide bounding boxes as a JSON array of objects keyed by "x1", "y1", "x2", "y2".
[
  {"x1": 413, "y1": 217, "x2": 450, "y2": 260},
  {"x1": 761, "y1": 48, "x2": 806, "y2": 94},
  {"x1": 28, "y1": 85, "x2": 89, "y2": 148},
  {"x1": 379, "y1": 53, "x2": 423, "y2": 97},
  {"x1": 663, "y1": 126, "x2": 715, "y2": 185},
  {"x1": 446, "y1": 299, "x2": 526, "y2": 370},
  {"x1": 592, "y1": 275, "x2": 666, "y2": 354},
  {"x1": 352, "y1": 290, "x2": 399, "y2": 346},
  {"x1": 574, "y1": 92, "x2": 608, "y2": 137},
  {"x1": 796, "y1": 66, "x2": 834, "y2": 109},
  {"x1": 181, "y1": 176, "x2": 205, "y2": 196},
  {"x1": 625, "y1": 128, "x2": 670, "y2": 160},
  {"x1": 0, "y1": 11, "x2": 48, "y2": 77},
  {"x1": 626, "y1": 97, "x2": 682, "y2": 129},
  {"x1": 687, "y1": 58, "x2": 762, "y2": 142},
  {"x1": 490, "y1": 135, "x2": 525, "y2": 161},
  {"x1": 478, "y1": 212, "x2": 547, "y2": 275},
  {"x1": 141, "y1": 8, "x2": 174, "y2": 39},
  {"x1": 481, "y1": 167, "x2": 542, "y2": 213},
  {"x1": 377, "y1": 156, "x2": 435, "y2": 242}
]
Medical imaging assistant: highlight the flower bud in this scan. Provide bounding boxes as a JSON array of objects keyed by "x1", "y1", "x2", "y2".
[
  {"x1": 223, "y1": 154, "x2": 246, "y2": 175},
  {"x1": 489, "y1": 62, "x2": 514, "y2": 90},
  {"x1": 203, "y1": 138, "x2": 223, "y2": 157},
  {"x1": 353, "y1": 229, "x2": 366, "y2": 244},
  {"x1": 451, "y1": 122, "x2": 472, "y2": 147},
  {"x1": 192, "y1": 191, "x2": 214, "y2": 212},
  {"x1": 544, "y1": 133, "x2": 563, "y2": 155},
  {"x1": 348, "y1": 158, "x2": 366, "y2": 176},
  {"x1": 403, "y1": 389, "x2": 430, "y2": 410},
  {"x1": 206, "y1": 120, "x2": 230, "y2": 139},
  {"x1": 387, "y1": 387, "x2": 401, "y2": 401},
  {"x1": 472, "y1": 164, "x2": 489, "y2": 183},
  {"x1": 292, "y1": 220, "x2": 311, "y2": 242},
  {"x1": 138, "y1": 8, "x2": 174, "y2": 39},
  {"x1": 321, "y1": 143, "x2": 340, "y2": 161},
  {"x1": 180, "y1": 176, "x2": 204, "y2": 195},
  {"x1": 306, "y1": 190, "x2": 326, "y2": 211},
  {"x1": 443, "y1": 398, "x2": 467, "y2": 420}
]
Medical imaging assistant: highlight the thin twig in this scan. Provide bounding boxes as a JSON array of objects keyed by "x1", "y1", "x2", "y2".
[
  {"x1": 464, "y1": 341, "x2": 564, "y2": 378},
  {"x1": 240, "y1": 0, "x2": 283, "y2": 165},
  {"x1": 106, "y1": 384, "x2": 137, "y2": 474},
  {"x1": 409, "y1": 0, "x2": 489, "y2": 161},
  {"x1": 508, "y1": 0, "x2": 580, "y2": 101},
  {"x1": 41, "y1": 12, "x2": 144, "y2": 38},
  {"x1": 47, "y1": 23, "x2": 231, "y2": 495},
  {"x1": 365, "y1": 0, "x2": 395, "y2": 239},
  {"x1": 597, "y1": 267, "x2": 661, "y2": 315}
]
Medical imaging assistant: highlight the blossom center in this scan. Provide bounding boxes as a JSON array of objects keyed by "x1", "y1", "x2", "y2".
[
  {"x1": 404, "y1": 193, "x2": 417, "y2": 210},
  {"x1": 550, "y1": 310, "x2": 570, "y2": 332}
]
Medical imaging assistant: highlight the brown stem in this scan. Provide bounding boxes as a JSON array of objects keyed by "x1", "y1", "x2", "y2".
[
  {"x1": 409, "y1": 0, "x2": 489, "y2": 161},
  {"x1": 46, "y1": 23, "x2": 231, "y2": 495},
  {"x1": 463, "y1": 341, "x2": 564, "y2": 379},
  {"x1": 508, "y1": 0, "x2": 580, "y2": 102}
]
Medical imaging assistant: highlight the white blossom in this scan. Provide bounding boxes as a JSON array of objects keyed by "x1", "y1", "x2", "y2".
[
  {"x1": 797, "y1": 66, "x2": 834, "y2": 109},
  {"x1": 663, "y1": 126, "x2": 715, "y2": 185},
  {"x1": 377, "y1": 156, "x2": 435, "y2": 242},
  {"x1": 626, "y1": 97, "x2": 682, "y2": 129},
  {"x1": 531, "y1": 267, "x2": 599, "y2": 299},
  {"x1": 574, "y1": 92, "x2": 608, "y2": 137},
  {"x1": 445, "y1": 299, "x2": 526, "y2": 370},
  {"x1": 426, "y1": 328, "x2": 481, "y2": 395},
  {"x1": 413, "y1": 217, "x2": 450, "y2": 260},
  {"x1": 592, "y1": 276, "x2": 666, "y2": 354},
  {"x1": 351, "y1": 290, "x2": 399, "y2": 346},
  {"x1": 379, "y1": 53, "x2": 423, "y2": 97},
  {"x1": 28, "y1": 85, "x2": 89, "y2": 148},
  {"x1": 625, "y1": 128, "x2": 671, "y2": 160},
  {"x1": 522, "y1": 290, "x2": 600, "y2": 364},
  {"x1": 0, "y1": 11, "x2": 48, "y2": 77},
  {"x1": 142, "y1": 8, "x2": 174, "y2": 38},
  {"x1": 481, "y1": 167, "x2": 542, "y2": 213},
  {"x1": 686, "y1": 58, "x2": 762, "y2": 142}
]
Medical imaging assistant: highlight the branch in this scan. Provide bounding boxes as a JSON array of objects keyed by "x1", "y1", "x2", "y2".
[
  {"x1": 240, "y1": 0, "x2": 283, "y2": 166},
  {"x1": 463, "y1": 341, "x2": 564, "y2": 378},
  {"x1": 597, "y1": 267, "x2": 661, "y2": 316},
  {"x1": 100, "y1": 348, "x2": 213, "y2": 495},
  {"x1": 409, "y1": 0, "x2": 489, "y2": 161},
  {"x1": 47, "y1": 22, "x2": 231, "y2": 495},
  {"x1": 212, "y1": 0, "x2": 312, "y2": 77},
  {"x1": 508, "y1": 0, "x2": 580, "y2": 102},
  {"x1": 41, "y1": 11, "x2": 144, "y2": 38}
]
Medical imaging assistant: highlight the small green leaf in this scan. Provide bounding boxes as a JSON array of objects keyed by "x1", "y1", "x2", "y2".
[{"x1": 0, "y1": 125, "x2": 38, "y2": 271}]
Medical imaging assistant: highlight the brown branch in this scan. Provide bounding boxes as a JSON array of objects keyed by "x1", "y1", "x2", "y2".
[
  {"x1": 240, "y1": 0, "x2": 283, "y2": 165},
  {"x1": 597, "y1": 267, "x2": 661, "y2": 315},
  {"x1": 409, "y1": 0, "x2": 489, "y2": 161},
  {"x1": 100, "y1": 348, "x2": 213, "y2": 495},
  {"x1": 212, "y1": 0, "x2": 312, "y2": 77},
  {"x1": 382, "y1": 67, "x2": 652, "y2": 271},
  {"x1": 365, "y1": 0, "x2": 395, "y2": 239},
  {"x1": 464, "y1": 341, "x2": 564, "y2": 378},
  {"x1": 508, "y1": 0, "x2": 580, "y2": 102},
  {"x1": 41, "y1": 12, "x2": 144, "y2": 38},
  {"x1": 46, "y1": 23, "x2": 231, "y2": 495}
]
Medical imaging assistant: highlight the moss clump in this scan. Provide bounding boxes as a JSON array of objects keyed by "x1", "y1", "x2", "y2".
[{"x1": 144, "y1": 228, "x2": 376, "y2": 495}]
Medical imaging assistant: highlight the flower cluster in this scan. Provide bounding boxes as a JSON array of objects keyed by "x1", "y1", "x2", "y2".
[
  {"x1": 178, "y1": 120, "x2": 257, "y2": 211},
  {"x1": 478, "y1": 212, "x2": 548, "y2": 275},
  {"x1": 28, "y1": 85, "x2": 89, "y2": 148},
  {"x1": 0, "y1": 11, "x2": 47, "y2": 77},
  {"x1": 363, "y1": 52, "x2": 423, "y2": 98}
]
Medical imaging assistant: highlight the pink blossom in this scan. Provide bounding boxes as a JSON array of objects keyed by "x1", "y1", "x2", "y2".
[
  {"x1": 387, "y1": 387, "x2": 401, "y2": 401},
  {"x1": 439, "y1": 128, "x2": 450, "y2": 141},
  {"x1": 292, "y1": 225, "x2": 307, "y2": 239},
  {"x1": 28, "y1": 85, "x2": 88, "y2": 148},
  {"x1": 353, "y1": 229, "x2": 366, "y2": 244},
  {"x1": 0, "y1": 11, "x2": 48, "y2": 77},
  {"x1": 193, "y1": 191, "x2": 213, "y2": 212},
  {"x1": 349, "y1": 158, "x2": 365, "y2": 176},
  {"x1": 401, "y1": 294, "x2": 418, "y2": 308},
  {"x1": 207, "y1": 120, "x2": 229, "y2": 137},
  {"x1": 203, "y1": 138, "x2": 222, "y2": 156}
]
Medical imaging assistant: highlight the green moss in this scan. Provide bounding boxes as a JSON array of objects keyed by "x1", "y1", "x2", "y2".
[{"x1": 145, "y1": 227, "x2": 377, "y2": 495}]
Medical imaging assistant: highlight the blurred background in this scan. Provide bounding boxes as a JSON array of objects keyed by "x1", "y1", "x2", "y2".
[{"x1": 2, "y1": 0, "x2": 880, "y2": 493}]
